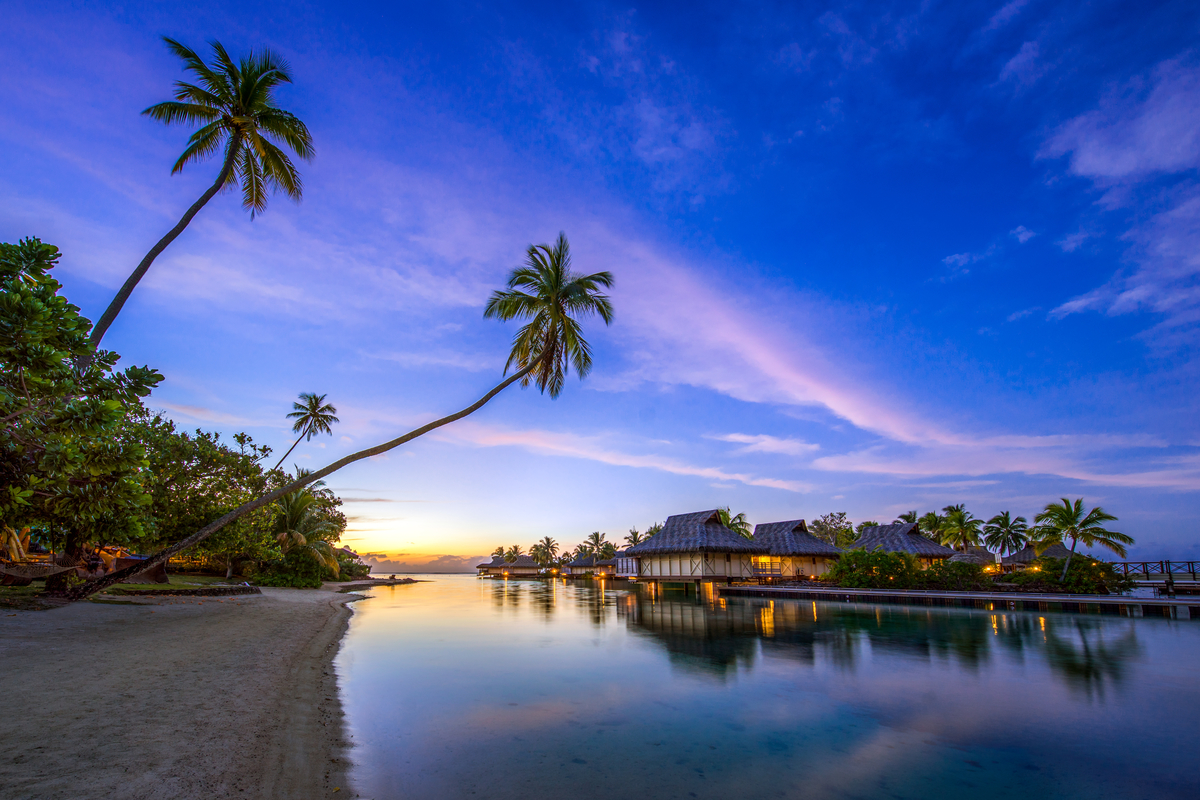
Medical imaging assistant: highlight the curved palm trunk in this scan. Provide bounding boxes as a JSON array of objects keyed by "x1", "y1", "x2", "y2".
[
  {"x1": 65, "y1": 362, "x2": 536, "y2": 600},
  {"x1": 271, "y1": 434, "x2": 305, "y2": 472},
  {"x1": 90, "y1": 140, "x2": 242, "y2": 346},
  {"x1": 1060, "y1": 537, "x2": 1078, "y2": 583}
]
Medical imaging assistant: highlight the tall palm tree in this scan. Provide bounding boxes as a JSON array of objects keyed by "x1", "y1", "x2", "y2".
[
  {"x1": 68, "y1": 235, "x2": 613, "y2": 600},
  {"x1": 717, "y1": 508, "x2": 753, "y2": 539},
  {"x1": 598, "y1": 542, "x2": 617, "y2": 560},
  {"x1": 585, "y1": 532, "x2": 607, "y2": 558},
  {"x1": 484, "y1": 232, "x2": 614, "y2": 398},
  {"x1": 918, "y1": 511, "x2": 946, "y2": 541},
  {"x1": 538, "y1": 536, "x2": 559, "y2": 561},
  {"x1": 530, "y1": 543, "x2": 548, "y2": 566},
  {"x1": 491, "y1": 546, "x2": 506, "y2": 559},
  {"x1": 92, "y1": 37, "x2": 314, "y2": 345},
  {"x1": 273, "y1": 393, "x2": 339, "y2": 470},
  {"x1": 1034, "y1": 498, "x2": 1132, "y2": 581},
  {"x1": 941, "y1": 507, "x2": 983, "y2": 552},
  {"x1": 645, "y1": 522, "x2": 663, "y2": 538},
  {"x1": 895, "y1": 511, "x2": 918, "y2": 524},
  {"x1": 984, "y1": 511, "x2": 1029, "y2": 557},
  {"x1": 273, "y1": 488, "x2": 339, "y2": 575},
  {"x1": 624, "y1": 528, "x2": 644, "y2": 547},
  {"x1": 504, "y1": 545, "x2": 524, "y2": 563}
]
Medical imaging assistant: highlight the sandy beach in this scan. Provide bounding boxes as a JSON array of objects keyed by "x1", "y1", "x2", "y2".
[{"x1": 0, "y1": 587, "x2": 358, "y2": 800}]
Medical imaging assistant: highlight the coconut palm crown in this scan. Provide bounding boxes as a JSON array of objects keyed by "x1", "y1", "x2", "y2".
[
  {"x1": 91, "y1": 37, "x2": 314, "y2": 346},
  {"x1": 718, "y1": 508, "x2": 753, "y2": 539},
  {"x1": 483, "y1": 233, "x2": 614, "y2": 398},
  {"x1": 273, "y1": 393, "x2": 339, "y2": 470},
  {"x1": 983, "y1": 511, "x2": 1029, "y2": 557},
  {"x1": 940, "y1": 507, "x2": 983, "y2": 552}
]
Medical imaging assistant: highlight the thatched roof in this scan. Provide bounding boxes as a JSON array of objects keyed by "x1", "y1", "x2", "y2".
[
  {"x1": 752, "y1": 520, "x2": 843, "y2": 557},
  {"x1": 625, "y1": 510, "x2": 767, "y2": 556},
  {"x1": 1003, "y1": 542, "x2": 1075, "y2": 565},
  {"x1": 478, "y1": 554, "x2": 539, "y2": 569},
  {"x1": 854, "y1": 523, "x2": 955, "y2": 558},
  {"x1": 567, "y1": 554, "x2": 607, "y2": 568},
  {"x1": 948, "y1": 552, "x2": 993, "y2": 566},
  {"x1": 476, "y1": 555, "x2": 506, "y2": 569}
]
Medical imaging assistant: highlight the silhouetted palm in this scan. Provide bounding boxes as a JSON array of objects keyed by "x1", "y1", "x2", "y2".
[
  {"x1": 504, "y1": 545, "x2": 524, "y2": 563},
  {"x1": 538, "y1": 536, "x2": 559, "y2": 561},
  {"x1": 273, "y1": 393, "x2": 339, "y2": 470},
  {"x1": 718, "y1": 508, "x2": 753, "y2": 539},
  {"x1": 585, "y1": 531, "x2": 607, "y2": 556},
  {"x1": 624, "y1": 528, "x2": 645, "y2": 547},
  {"x1": 1034, "y1": 498, "x2": 1132, "y2": 581},
  {"x1": 92, "y1": 37, "x2": 313, "y2": 344},
  {"x1": 941, "y1": 507, "x2": 983, "y2": 552},
  {"x1": 484, "y1": 232, "x2": 614, "y2": 398},
  {"x1": 895, "y1": 510, "x2": 918, "y2": 524},
  {"x1": 984, "y1": 511, "x2": 1029, "y2": 557}
]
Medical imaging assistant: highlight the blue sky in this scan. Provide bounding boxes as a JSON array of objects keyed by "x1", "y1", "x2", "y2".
[{"x1": 3, "y1": 0, "x2": 1199, "y2": 568}]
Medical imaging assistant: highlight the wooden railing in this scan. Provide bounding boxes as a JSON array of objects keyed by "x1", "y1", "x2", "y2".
[{"x1": 1111, "y1": 561, "x2": 1200, "y2": 580}]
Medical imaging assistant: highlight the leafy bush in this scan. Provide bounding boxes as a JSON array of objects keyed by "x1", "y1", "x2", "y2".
[
  {"x1": 826, "y1": 548, "x2": 922, "y2": 589},
  {"x1": 1007, "y1": 556, "x2": 1134, "y2": 595},
  {"x1": 922, "y1": 560, "x2": 990, "y2": 591},
  {"x1": 254, "y1": 550, "x2": 326, "y2": 588}
]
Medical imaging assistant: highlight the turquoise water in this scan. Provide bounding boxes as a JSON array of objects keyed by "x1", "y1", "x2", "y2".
[{"x1": 337, "y1": 576, "x2": 1200, "y2": 799}]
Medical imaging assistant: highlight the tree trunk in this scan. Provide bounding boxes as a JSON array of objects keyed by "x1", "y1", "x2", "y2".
[
  {"x1": 271, "y1": 434, "x2": 305, "y2": 472},
  {"x1": 1060, "y1": 537, "x2": 1077, "y2": 583},
  {"x1": 64, "y1": 361, "x2": 537, "y2": 600},
  {"x1": 225, "y1": 554, "x2": 234, "y2": 580},
  {"x1": 90, "y1": 139, "x2": 242, "y2": 347}
]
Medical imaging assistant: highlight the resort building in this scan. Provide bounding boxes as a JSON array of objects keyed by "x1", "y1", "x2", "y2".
[
  {"x1": 1002, "y1": 542, "x2": 1076, "y2": 569},
  {"x1": 475, "y1": 554, "x2": 541, "y2": 578},
  {"x1": 615, "y1": 548, "x2": 638, "y2": 579},
  {"x1": 623, "y1": 510, "x2": 767, "y2": 584},
  {"x1": 750, "y1": 519, "x2": 843, "y2": 580},
  {"x1": 564, "y1": 555, "x2": 615, "y2": 578},
  {"x1": 854, "y1": 522, "x2": 955, "y2": 566}
]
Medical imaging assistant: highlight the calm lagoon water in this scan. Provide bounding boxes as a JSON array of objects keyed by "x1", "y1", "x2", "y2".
[{"x1": 337, "y1": 575, "x2": 1200, "y2": 799}]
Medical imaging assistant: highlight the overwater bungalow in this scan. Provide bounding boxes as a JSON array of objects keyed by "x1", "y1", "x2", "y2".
[
  {"x1": 854, "y1": 522, "x2": 954, "y2": 566},
  {"x1": 564, "y1": 554, "x2": 615, "y2": 578},
  {"x1": 1001, "y1": 542, "x2": 1075, "y2": 569},
  {"x1": 475, "y1": 554, "x2": 541, "y2": 578},
  {"x1": 750, "y1": 519, "x2": 843, "y2": 580},
  {"x1": 615, "y1": 548, "x2": 638, "y2": 579},
  {"x1": 623, "y1": 510, "x2": 767, "y2": 585}
]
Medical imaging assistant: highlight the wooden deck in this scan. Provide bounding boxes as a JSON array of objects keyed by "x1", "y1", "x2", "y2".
[{"x1": 717, "y1": 584, "x2": 1200, "y2": 619}]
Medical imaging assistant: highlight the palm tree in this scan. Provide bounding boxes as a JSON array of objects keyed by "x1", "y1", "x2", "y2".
[
  {"x1": 68, "y1": 235, "x2": 614, "y2": 600},
  {"x1": 273, "y1": 488, "x2": 339, "y2": 576},
  {"x1": 895, "y1": 511, "x2": 918, "y2": 524},
  {"x1": 941, "y1": 507, "x2": 983, "y2": 552},
  {"x1": 483, "y1": 232, "x2": 614, "y2": 398},
  {"x1": 91, "y1": 38, "x2": 314, "y2": 345},
  {"x1": 624, "y1": 527, "x2": 644, "y2": 547},
  {"x1": 645, "y1": 522, "x2": 663, "y2": 538},
  {"x1": 717, "y1": 508, "x2": 753, "y2": 539},
  {"x1": 918, "y1": 511, "x2": 946, "y2": 541},
  {"x1": 538, "y1": 536, "x2": 559, "y2": 562},
  {"x1": 530, "y1": 543, "x2": 548, "y2": 566},
  {"x1": 273, "y1": 393, "x2": 339, "y2": 470},
  {"x1": 504, "y1": 545, "x2": 524, "y2": 563},
  {"x1": 598, "y1": 542, "x2": 617, "y2": 560},
  {"x1": 1034, "y1": 498, "x2": 1132, "y2": 581},
  {"x1": 585, "y1": 532, "x2": 607, "y2": 558},
  {"x1": 984, "y1": 511, "x2": 1029, "y2": 557},
  {"x1": 491, "y1": 546, "x2": 506, "y2": 558}
]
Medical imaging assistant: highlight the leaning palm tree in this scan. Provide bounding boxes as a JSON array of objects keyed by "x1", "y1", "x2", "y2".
[
  {"x1": 941, "y1": 507, "x2": 983, "y2": 552},
  {"x1": 273, "y1": 393, "x2": 339, "y2": 470},
  {"x1": 1034, "y1": 498, "x2": 1132, "y2": 582},
  {"x1": 484, "y1": 232, "x2": 614, "y2": 397},
  {"x1": 504, "y1": 545, "x2": 524, "y2": 563},
  {"x1": 984, "y1": 511, "x2": 1029, "y2": 557},
  {"x1": 68, "y1": 233, "x2": 614, "y2": 600},
  {"x1": 273, "y1": 489, "x2": 339, "y2": 576},
  {"x1": 918, "y1": 511, "x2": 946, "y2": 541},
  {"x1": 91, "y1": 37, "x2": 314, "y2": 345},
  {"x1": 718, "y1": 508, "x2": 753, "y2": 539},
  {"x1": 624, "y1": 527, "x2": 644, "y2": 547}
]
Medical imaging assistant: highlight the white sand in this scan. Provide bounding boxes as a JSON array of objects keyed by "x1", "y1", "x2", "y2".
[{"x1": 0, "y1": 587, "x2": 357, "y2": 799}]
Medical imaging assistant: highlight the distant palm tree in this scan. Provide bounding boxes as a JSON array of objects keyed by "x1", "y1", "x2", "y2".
[
  {"x1": 585, "y1": 532, "x2": 607, "y2": 557},
  {"x1": 918, "y1": 511, "x2": 946, "y2": 541},
  {"x1": 855, "y1": 520, "x2": 880, "y2": 536},
  {"x1": 573, "y1": 543, "x2": 594, "y2": 561},
  {"x1": 491, "y1": 546, "x2": 506, "y2": 558},
  {"x1": 645, "y1": 522, "x2": 664, "y2": 538},
  {"x1": 941, "y1": 507, "x2": 983, "y2": 552},
  {"x1": 484, "y1": 232, "x2": 614, "y2": 398},
  {"x1": 273, "y1": 393, "x2": 339, "y2": 470},
  {"x1": 718, "y1": 508, "x2": 753, "y2": 539},
  {"x1": 538, "y1": 536, "x2": 559, "y2": 561},
  {"x1": 895, "y1": 511, "x2": 918, "y2": 524},
  {"x1": 624, "y1": 527, "x2": 644, "y2": 547},
  {"x1": 504, "y1": 545, "x2": 524, "y2": 563},
  {"x1": 530, "y1": 543, "x2": 548, "y2": 566},
  {"x1": 984, "y1": 511, "x2": 1029, "y2": 557},
  {"x1": 92, "y1": 37, "x2": 314, "y2": 345},
  {"x1": 1034, "y1": 498, "x2": 1132, "y2": 581},
  {"x1": 273, "y1": 488, "x2": 339, "y2": 575}
]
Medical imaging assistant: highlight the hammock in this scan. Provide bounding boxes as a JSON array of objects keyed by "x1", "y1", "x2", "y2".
[{"x1": 0, "y1": 561, "x2": 76, "y2": 585}]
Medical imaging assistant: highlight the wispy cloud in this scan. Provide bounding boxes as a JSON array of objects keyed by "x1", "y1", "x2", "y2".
[{"x1": 712, "y1": 433, "x2": 821, "y2": 456}]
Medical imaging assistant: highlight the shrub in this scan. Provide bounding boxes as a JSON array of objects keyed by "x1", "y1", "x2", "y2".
[
  {"x1": 1008, "y1": 556, "x2": 1134, "y2": 595},
  {"x1": 826, "y1": 548, "x2": 922, "y2": 589},
  {"x1": 254, "y1": 550, "x2": 326, "y2": 588},
  {"x1": 922, "y1": 560, "x2": 989, "y2": 591}
]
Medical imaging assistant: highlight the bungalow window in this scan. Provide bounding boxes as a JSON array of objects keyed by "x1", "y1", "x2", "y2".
[{"x1": 725, "y1": 553, "x2": 731, "y2": 563}]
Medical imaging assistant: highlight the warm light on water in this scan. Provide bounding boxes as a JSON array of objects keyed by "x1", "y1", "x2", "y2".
[{"x1": 337, "y1": 576, "x2": 1200, "y2": 799}]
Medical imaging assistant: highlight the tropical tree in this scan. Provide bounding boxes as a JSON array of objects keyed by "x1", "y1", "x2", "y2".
[
  {"x1": 645, "y1": 522, "x2": 664, "y2": 538},
  {"x1": 530, "y1": 542, "x2": 548, "y2": 565},
  {"x1": 504, "y1": 545, "x2": 524, "y2": 563},
  {"x1": 91, "y1": 38, "x2": 314, "y2": 346},
  {"x1": 918, "y1": 511, "x2": 947, "y2": 541},
  {"x1": 1033, "y1": 498, "x2": 1133, "y2": 581},
  {"x1": 717, "y1": 508, "x2": 753, "y2": 539},
  {"x1": 585, "y1": 532, "x2": 607, "y2": 558},
  {"x1": 624, "y1": 527, "x2": 644, "y2": 547},
  {"x1": 811, "y1": 512, "x2": 855, "y2": 548},
  {"x1": 273, "y1": 487, "x2": 339, "y2": 576},
  {"x1": 855, "y1": 520, "x2": 880, "y2": 536},
  {"x1": 895, "y1": 511, "x2": 918, "y2": 524},
  {"x1": 538, "y1": 536, "x2": 559, "y2": 561},
  {"x1": 598, "y1": 542, "x2": 617, "y2": 560},
  {"x1": 941, "y1": 507, "x2": 983, "y2": 552},
  {"x1": 984, "y1": 511, "x2": 1029, "y2": 557},
  {"x1": 483, "y1": 232, "x2": 614, "y2": 398},
  {"x1": 69, "y1": 233, "x2": 614, "y2": 600},
  {"x1": 491, "y1": 545, "x2": 506, "y2": 558},
  {"x1": 273, "y1": 392, "x2": 339, "y2": 470}
]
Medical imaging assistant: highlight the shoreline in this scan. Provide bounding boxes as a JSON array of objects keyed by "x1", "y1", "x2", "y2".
[{"x1": 0, "y1": 585, "x2": 366, "y2": 799}]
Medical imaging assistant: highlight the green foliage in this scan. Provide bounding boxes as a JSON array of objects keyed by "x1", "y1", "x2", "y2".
[
  {"x1": 811, "y1": 512, "x2": 856, "y2": 548},
  {"x1": 254, "y1": 549, "x2": 325, "y2": 588},
  {"x1": 940, "y1": 506, "x2": 983, "y2": 552},
  {"x1": 718, "y1": 508, "x2": 753, "y2": 538},
  {"x1": 0, "y1": 239, "x2": 162, "y2": 550},
  {"x1": 273, "y1": 392, "x2": 338, "y2": 470},
  {"x1": 921, "y1": 560, "x2": 990, "y2": 591},
  {"x1": 828, "y1": 548, "x2": 990, "y2": 591},
  {"x1": 1008, "y1": 557, "x2": 1134, "y2": 595},
  {"x1": 984, "y1": 511, "x2": 1029, "y2": 556}
]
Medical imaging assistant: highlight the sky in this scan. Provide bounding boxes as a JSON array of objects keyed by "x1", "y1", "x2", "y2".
[{"x1": 3, "y1": 0, "x2": 1199, "y2": 569}]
